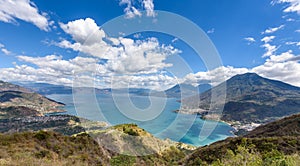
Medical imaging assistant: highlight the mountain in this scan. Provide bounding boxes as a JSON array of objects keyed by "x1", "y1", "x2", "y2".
[
  {"x1": 17, "y1": 82, "x2": 155, "y2": 96},
  {"x1": 0, "y1": 81, "x2": 65, "y2": 117},
  {"x1": 182, "y1": 73, "x2": 300, "y2": 127},
  {"x1": 157, "y1": 83, "x2": 211, "y2": 98}
]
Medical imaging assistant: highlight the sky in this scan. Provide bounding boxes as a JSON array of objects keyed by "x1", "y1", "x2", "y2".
[{"x1": 0, "y1": 0, "x2": 300, "y2": 90}]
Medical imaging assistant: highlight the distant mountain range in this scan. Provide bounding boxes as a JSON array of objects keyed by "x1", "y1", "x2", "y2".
[
  {"x1": 15, "y1": 82, "x2": 73, "y2": 95},
  {"x1": 159, "y1": 83, "x2": 211, "y2": 98},
  {"x1": 16, "y1": 82, "x2": 211, "y2": 98},
  {"x1": 182, "y1": 73, "x2": 300, "y2": 126}
]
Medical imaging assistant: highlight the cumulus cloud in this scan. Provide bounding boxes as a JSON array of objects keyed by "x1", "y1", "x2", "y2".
[
  {"x1": 183, "y1": 66, "x2": 250, "y2": 86},
  {"x1": 109, "y1": 74, "x2": 177, "y2": 90},
  {"x1": 58, "y1": 18, "x2": 180, "y2": 75},
  {"x1": 0, "y1": 54, "x2": 178, "y2": 90},
  {"x1": 119, "y1": 0, "x2": 156, "y2": 19},
  {"x1": 252, "y1": 50, "x2": 300, "y2": 86},
  {"x1": 0, "y1": 54, "x2": 108, "y2": 86},
  {"x1": 0, "y1": 0, "x2": 50, "y2": 31},
  {"x1": 0, "y1": 17, "x2": 180, "y2": 90},
  {"x1": 274, "y1": 0, "x2": 300, "y2": 15},
  {"x1": 262, "y1": 25, "x2": 285, "y2": 34}
]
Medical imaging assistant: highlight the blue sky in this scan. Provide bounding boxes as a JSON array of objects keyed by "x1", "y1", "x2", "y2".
[{"x1": 0, "y1": 0, "x2": 300, "y2": 90}]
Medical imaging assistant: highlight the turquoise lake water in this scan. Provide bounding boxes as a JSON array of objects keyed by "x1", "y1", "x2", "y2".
[{"x1": 47, "y1": 93, "x2": 234, "y2": 147}]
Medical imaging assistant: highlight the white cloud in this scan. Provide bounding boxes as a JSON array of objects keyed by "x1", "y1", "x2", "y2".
[
  {"x1": 244, "y1": 37, "x2": 256, "y2": 42},
  {"x1": 171, "y1": 38, "x2": 179, "y2": 43},
  {"x1": 59, "y1": 18, "x2": 106, "y2": 45},
  {"x1": 296, "y1": 29, "x2": 300, "y2": 33},
  {"x1": 119, "y1": 0, "x2": 156, "y2": 19},
  {"x1": 58, "y1": 18, "x2": 180, "y2": 75},
  {"x1": 261, "y1": 36, "x2": 276, "y2": 43},
  {"x1": 1, "y1": 48, "x2": 11, "y2": 55},
  {"x1": 183, "y1": 50, "x2": 300, "y2": 87},
  {"x1": 2, "y1": 50, "x2": 300, "y2": 90},
  {"x1": 0, "y1": 54, "x2": 109, "y2": 86},
  {"x1": 252, "y1": 50, "x2": 300, "y2": 86},
  {"x1": 0, "y1": 0, "x2": 50, "y2": 31},
  {"x1": 0, "y1": 54, "x2": 178, "y2": 90},
  {"x1": 286, "y1": 18, "x2": 295, "y2": 21},
  {"x1": 119, "y1": 0, "x2": 142, "y2": 19},
  {"x1": 109, "y1": 74, "x2": 177, "y2": 90},
  {"x1": 183, "y1": 66, "x2": 250, "y2": 86},
  {"x1": 133, "y1": 33, "x2": 142, "y2": 38},
  {"x1": 262, "y1": 25, "x2": 285, "y2": 34},
  {"x1": 261, "y1": 43, "x2": 278, "y2": 57},
  {"x1": 261, "y1": 36, "x2": 278, "y2": 57},
  {"x1": 286, "y1": 41, "x2": 300, "y2": 46},
  {"x1": 207, "y1": 28, "x2": 215, "y2": 34},
  {"x1": 244, "y1": 37, "x2": 256, "y2": 44},
  {"x1": 0, "y1": 17, "x2": 180, "y2": 90},
  {"x1": 0, "y1": 43, "x2": 11, "y2": 55},
  {"x1": 105, "y1": 38, "x2": 177, "y2": 74},
  {"x1": 275, "y1": 0, "x2": 300, "y2": 15},
  {"x1": 143, "y1": 0, "x2": 156, "y2": 17}
]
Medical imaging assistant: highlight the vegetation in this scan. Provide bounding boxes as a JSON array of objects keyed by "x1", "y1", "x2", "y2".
[
  {"x1": 0, "y1": 106, "x2": 41, "y2": 119},
  {"x1": 2, "y1": 79, "x2": 300, "y2": 165},
  {"x1": 184, "y1": 112, "x2": 300, "y2": 165},
  {"x1": 0, "y1": 131, "x2": 109, "y2": 165},
  {"x1": 0, "y1": 130, "x2": 191, "y2": 166},
  {"x1": 113, "y1": 123, "x2": 150, "y2": 136},
  {"x1": 183, "y1": 73, "x2": 300, "y2": 125},
  {"x1": 246, "y1": 113, "x2": 300, "y2": 138}
]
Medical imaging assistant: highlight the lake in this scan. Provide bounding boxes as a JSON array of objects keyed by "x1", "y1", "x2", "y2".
[{"x1": 47, "y1": 93, "x2": 234, "y2": 147}]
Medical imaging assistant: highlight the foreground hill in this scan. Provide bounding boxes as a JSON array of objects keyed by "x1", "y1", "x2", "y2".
[
  {"x1": 182, "y1": 73, "x2": 300, "y2": 128},
  {"x1": 0, "y1": 81, "x2": 64, "y2": 117},
  {"x1": 245, "y1": 113, "x2": 300, "y2": 138},
  {"x1": 183, "y1": 113, "x2": 300, "y2": 165},
  {"x1": 0, "y1": 125, "x2": 193, "y2": 166},
  {"x1": 1, "y1": 113, "x2": 300, "y2": 165}
]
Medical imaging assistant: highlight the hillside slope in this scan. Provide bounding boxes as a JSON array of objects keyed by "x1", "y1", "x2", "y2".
[
  {"x1": 182, "y1": 73, "x2": 300, "y2": 126},
  {"x1": 0, "y1": 81, "x2": 65, "y2": 117},
  {"x1": 183, "y1": 113, "x2": 300, "y2": 165},
  {"x1": 246, "y1": 113, "x2": 300, "y2": 138}
]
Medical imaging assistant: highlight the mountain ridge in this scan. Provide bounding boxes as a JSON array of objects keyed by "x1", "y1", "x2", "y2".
[
  {"x1": 0, "y1": 80, "x2": 65, "y2": 117},
  {"x1": 180, "y1": 73, "x2": 300, "y2": 132}
]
